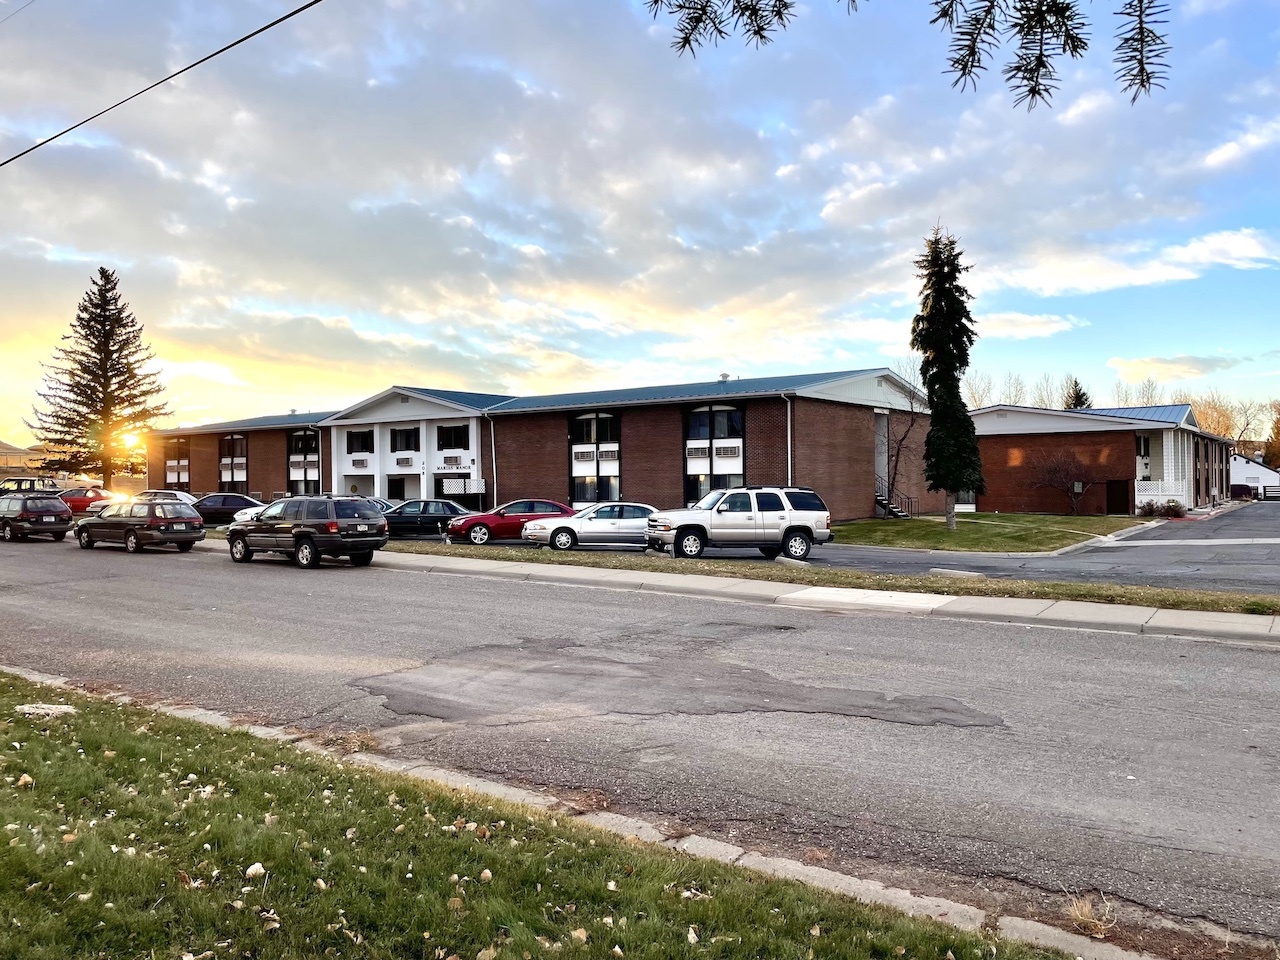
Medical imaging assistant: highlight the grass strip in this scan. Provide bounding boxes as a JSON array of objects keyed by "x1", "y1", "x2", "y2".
[
  {"x1": 0, "y1": 674, "x2": 1061, "y2": 959},
  {"x1": 831, "y1": 515, "x2": 1140, "y2": 553},
  {"x1": 383, "y1": 542, "x2": 1280, "y2": 616}
]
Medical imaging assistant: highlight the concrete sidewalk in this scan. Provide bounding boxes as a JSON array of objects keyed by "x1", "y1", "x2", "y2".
[{"x1": 373, "y1": 550, "x2": 1280, "y2": 644}]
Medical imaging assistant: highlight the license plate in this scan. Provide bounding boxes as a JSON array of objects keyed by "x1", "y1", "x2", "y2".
[
  {"x1": 173, "y1": 523, "x2": 186, "y2": 530},
  {"x1": 356, "y1": 524, "x2": 368, "y2": 532},
  {"x1": 42, "y1": 516, "x2": 56, "y2": 523}
]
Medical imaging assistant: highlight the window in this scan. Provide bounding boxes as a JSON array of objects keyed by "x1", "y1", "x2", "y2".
[
  {"x1": 503, "y1": 501, "x2": 535, "y2": 514},
  {"x1": 756, "y1": 492, "x2": 785, "y2": 511},
  {"x1": 621, "y1": 505, "x2": 652, "y2": 520},
  {"x1": 426, "y1": 501, "x2": 451, "y2": 515},
  {"x1": 335, "y1": 501, "x2": 383, "y2": 520},
  {"x1": 347, "y1": 430, "x2": 374, "y2": 454},
  {"x1": 570, "y1": 413, "x2": 618, "y2": 444},
  {"x1": 594, "y1": 505, "x2": 622, "y2": 520},
  {"x1": 304, "y1": 501, "x2": 330, "y2": 521},
  {"x1": 130, "y1": 504, "x2": 150, "y2": 519},
  {"x1": 399, "y1": 501, "x2": 423, "y2": 515},
  {"x1": 391, "y1": 427, "x2": 421, "y2": 453},
  {"x1": 257, "y1": 501, "x2": 286, "y2": 521},
  {"x1": 686, "y1": 406, "x2": 744, "y2": 496},
  {"x1": 535, "y1": 501, "x2": 567, "y2": 514},
  {"x1": 1136, "y1": 435, "x2": 1151, "y2": 457},
  {"x1": 218, "y1": 433, "x2": 248, "y2": 494},
  {"x1": 219, "y1": 434, "x2": 247, "y2": 460},
  {"x1": 721, "y1": 492, "x2": 752, "y2": 512},
  {"x1": 281, "y1": 500, "x2": 303, "y2": 521},
  {"x1": 157, "y1": 504, "x2": 200, "y2": 519},
  {"x1": 164, "y1": 437, "x2": 191, "y2": 492},
  {"x1": 713, "y1": 409, "x2": 744, "y2": 439},
  {"x1": 288, "y1": 430, "x2": 319, "y2": 455},
  {"x1": 784, "y1": 490, "x2": 827, "y2": 511},
  {"x1": 437, "y1": 425, "x2": 469, "y2": 450}
]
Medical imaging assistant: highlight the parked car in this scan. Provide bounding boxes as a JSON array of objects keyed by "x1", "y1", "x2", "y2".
[
  {"x1": 83, "y1": 490, "x2": 130, "y2": 515},
  {"x1": 75, "y1": 500, "x2": 205, "y2": 553},
  {"x1": 363, "y1": 497, "x2": 396, "y2": 513},
  {"x1": 446, "y1": 499, "x2": 575, "y2": 545},
  {"x1": 226, "y1": 496, "x2": 389, "y2": 569},
  {"x1": 133, "y1": 488, "x2": 199, "y2": 505},
  {"x1": 0, "y1": 477, "x2": 64, "y2": 494},
  {"x1": 0, "y1": 494, "x2": 74, "y2": 542},
  {"x1": 190, "y1": 492, "x2": 265, "y2": 526},
  {"x1": 384, "y1": 499, "x2": 473, "y2": 538},
  {"x1": 524, "y1": 501, "x2": 657, "y2": 551},
  {"x1": 646, "y1": 486, "x2": 832, "y2": 560},
  {"x1": 232, "y1": 502, "x2": 269, "y2": 523},
  {"x1": 59, "y1": 486, "x2": 115, "y2": 513}
]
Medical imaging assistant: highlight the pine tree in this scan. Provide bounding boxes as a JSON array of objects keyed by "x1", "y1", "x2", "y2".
[
  {"x1": 27, "y1": 268, "x2": 169, "y2": 489},
  {"x1": 1063, "y1": 377, "x2": 1093, "y2": 409},
  {"x1": 909, "y1": 227, "x2": 985, "y2": 531}
]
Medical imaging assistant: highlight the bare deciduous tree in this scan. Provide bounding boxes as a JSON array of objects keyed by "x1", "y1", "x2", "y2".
[
  {"x1": 884, "y1": 358, "x2": 929, "y2": 516},
  {"x1": 1234, "y1": 400, "x2": 1265, "y2": 443},
  {"x1": 1172, "y1": 388, "x2": 1236, "y2": 439},
  {"x1": 1030, "y1": 373, "x2": 1058, "y2": 409},
  {"x1": 1112, "y1": 380, "x2": 1134, "y2": 406},
  {"x1": 1134, "y1": 377, "x2": 1165, "y2": 406},
  {"x1": 1032, "y1": 450, "x2": 1100, "y2": 515},
  {"x1": 1000, "y1": 372, "x2": 1027, "y2": 405},
  {"x1": 963, "y1": 370, "x2": 993, "y2": 409}
]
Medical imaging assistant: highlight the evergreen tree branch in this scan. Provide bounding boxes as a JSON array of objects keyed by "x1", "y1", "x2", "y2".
[{"x1": 1114, "y1": 0, "x2": 1169, "y2": 102}]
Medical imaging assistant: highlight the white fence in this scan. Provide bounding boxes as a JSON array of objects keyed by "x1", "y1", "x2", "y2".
[{"x1": 1135, "y1": 479, "x2": 1190, "y2": 505}]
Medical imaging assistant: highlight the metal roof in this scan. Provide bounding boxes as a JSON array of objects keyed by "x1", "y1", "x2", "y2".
[
  {"x1": 1074, "y1": 404, "x2": 1194, "y2": 425},
  {"x1": 154, "y1": 411, "x2": 339, "y2": 435},
  {"x1": 487, "y1": 369, "x2": 884, "y2": 413},
  {"x1": 395, "y1": 386, "x2": 516, "y2": 409}
]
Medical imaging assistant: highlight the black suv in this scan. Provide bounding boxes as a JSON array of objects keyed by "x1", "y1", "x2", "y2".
[
  {"x1": 0, "y1": 494, "x2": 74, "y2": 542},
  {"x1": 226, "y1": 496, "x2": 389, "y2": 569}
]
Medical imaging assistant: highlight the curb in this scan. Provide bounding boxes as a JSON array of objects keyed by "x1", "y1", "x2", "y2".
[
  {"x1": 375, "y1": 550, "x2": 1280, "y2": 646},
  {"x1": 0, "y1": 662, "x2": 1171, "y2": 960}
]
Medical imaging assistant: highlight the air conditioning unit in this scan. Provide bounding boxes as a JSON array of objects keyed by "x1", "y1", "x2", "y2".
[
  {"x1": 396, "y1": 457, "x2": 413, "y2": 467},
  {"x1": 443, "y1": 456, "x2": 462, "y2": 466},
  {"x1": 687, "y1": 446, "x2": 710, "y2": 459},
  {"x1": 574, "y1": 450, "x2": 596, "y2": 462},
  {"x1": 714, "y1": 445, "x2": 740, "y2": 458},
  {"x1": 597, "y1": 450, "x2": 619, "y2": 461},
  {"x1": 352, "y1": 458, "x2": 368, "y2": 468},
  {"x1": 289, "y1": 459, "x2": 308, "y2": 470}
]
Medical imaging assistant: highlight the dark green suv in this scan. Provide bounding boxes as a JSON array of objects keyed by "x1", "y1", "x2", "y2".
[{"x1": 226, "y1": 496, "x2": 389, "y2": 569}]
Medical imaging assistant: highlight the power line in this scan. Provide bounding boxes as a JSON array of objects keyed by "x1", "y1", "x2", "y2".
[
  {"x1": 0, "y1": 0, "x2": 43, "y2": 28},
  {"x1": 0, "y1": 0, "x2": 328, "y2": 169}
]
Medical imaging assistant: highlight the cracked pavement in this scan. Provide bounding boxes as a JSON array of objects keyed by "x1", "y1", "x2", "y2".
[{"x1": 0, "y1": 538, "x2": 1277, "y2": 938}]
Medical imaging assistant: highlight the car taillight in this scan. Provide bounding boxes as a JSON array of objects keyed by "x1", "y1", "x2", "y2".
[
  {"x1": 326, "y1": 521, "x2": 340, "y2": 533},
  {"x1": 149, "y1": 517, "x2": 166, "y2": 529},
  {"x1": 15, "y1": 512, "x2": 31, "y2": 521}
]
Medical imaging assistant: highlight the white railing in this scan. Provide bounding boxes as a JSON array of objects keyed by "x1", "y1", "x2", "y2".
[{"x1": 1135, "y1": 479, "x2": 1189, "y2": 504}]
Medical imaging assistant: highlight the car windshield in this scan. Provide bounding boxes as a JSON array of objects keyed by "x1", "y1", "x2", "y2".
[
  {"x1": 28, "y1": 499, "x2": 65, "y2": 511},
  {"x1": 572, "y1": 506, "x2": 598, "y2": 519},
  {"x1": 335, "y1": 501, "x2": 383, "y2": 520},
  {"x1": 693, "y1": 491, "x2": 726, "y2": 510},
  {"x1": 784, "y1": 491, "x2": 828, "y2": 511}
]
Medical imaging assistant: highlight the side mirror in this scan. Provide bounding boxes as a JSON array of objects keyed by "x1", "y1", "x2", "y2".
[
  {"x1": 496, "y1": 509, "x2": 506, "y2": 517},
  {"x1": 716, "y1": 504, "x2": 729, "y2": 512}
]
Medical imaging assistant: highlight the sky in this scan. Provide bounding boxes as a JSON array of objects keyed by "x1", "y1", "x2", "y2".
[{"x1": 1, "y1": 0, "x2": 1278, "y2": 444}]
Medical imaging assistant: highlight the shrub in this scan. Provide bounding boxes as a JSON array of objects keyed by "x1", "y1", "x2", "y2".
[
  {"x1": 1164, "y1": 499, "x2": 1188, "y2": 518},
  {"x1": 1137, "y1": 500, "x2": 1158, "y2": 517}
]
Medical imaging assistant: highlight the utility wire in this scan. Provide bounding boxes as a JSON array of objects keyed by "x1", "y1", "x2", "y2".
[
  {"x1": 0, "y1": 0, "x2": 328, "y2": 169},
  {"x1": 0, "y1": 0, "x2": 42, "y2": 28}
]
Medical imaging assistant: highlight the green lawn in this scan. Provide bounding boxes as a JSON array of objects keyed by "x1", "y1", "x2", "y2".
[
  {"x1": 0, "y1": 674, "x2": 1062, "y2": 960},
  {"x1": 832, "y1": 514, "x2": 1141, "y2": 552}
]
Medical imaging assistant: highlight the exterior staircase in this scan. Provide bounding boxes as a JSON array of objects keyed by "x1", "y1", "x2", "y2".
[{"x1": 875, "y1": 476, "x2": 917, "y2": 519}]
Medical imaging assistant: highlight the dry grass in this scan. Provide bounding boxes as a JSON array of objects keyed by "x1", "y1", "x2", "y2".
[
  {"x1": 311, "y1": 728, "x2": 381, "y2": 755},
  {"x1": 1066, "y1": 891, "x2": 1117, "y2": 939},
  {"x1": 383, "y1": 541, "x2": 1280, "y2": 616}
]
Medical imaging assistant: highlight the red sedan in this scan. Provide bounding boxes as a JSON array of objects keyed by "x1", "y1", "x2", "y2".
[
  {"x1": 59, "y1": 486, "x2": 116, "y2": 514},
  {"x1": 446, "y1": 499, "x2": 574, "y2": 545}
]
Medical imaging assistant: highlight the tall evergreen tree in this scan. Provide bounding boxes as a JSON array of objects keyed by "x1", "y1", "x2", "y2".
[
  {"x1": 27, "y1": 268, "x2": 169, "y2": 489},
  {"x1": 1063, "y1": 377, "x2": 1093, "y2": 409},
  {"x1": 909, "y1": 227, "x2": 985, "y2": 531}
]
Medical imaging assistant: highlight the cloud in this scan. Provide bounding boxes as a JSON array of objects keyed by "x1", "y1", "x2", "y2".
[
  {"x1": 1161, "y1": 228, "x2": 1280, "y2": 269},
  {"x1": 975, "y1": 312, "x2": 1089, "y2": 339},
  {"x1": 1107, "y1": 355, "x2": 1243, "y2": 383},
  {"x1": 1203, "y1": 115, "x2": 1280, "y2": 169},
  {"x1": 1058, "y1": 91, "x2": 1114, "y2": 126}
]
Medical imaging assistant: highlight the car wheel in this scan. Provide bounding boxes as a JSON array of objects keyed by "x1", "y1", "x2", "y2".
[
  {"x1": 295, "y1": 538, "x2": 320, "y2": 569},
  {"x1": 467, "y1": 524, "x2": 491, "y2": 546},
  {"x1": 550, "y1": 528, "x2": 576, "y2": 551},
  {"x1": 229, "y1": 535, "x2": 253, "y2": 563},
  {"x1": 1, "y1": 522, "x2": 13, "y2": 543},
  {"x1": 783, "y1": 530, "x2": 812, "y2": 561},
  {"x1": 759, "y1": 546, "x2": 781, "y2": 559},
  {"x1": 350, "y1": 551, "x2": 374, "y2": 567},
  {"x1": 77, "y1": 528, "x2": 94, "y2": 549},
  {"x1": 124, "y1": 529, "x2": 143, "y2": 553},
  {"x1": 176, "y1": 541, "x2": 194, "y2": 553},
  {"x1": 676, "y1": 528, "x2": 705, "y2": 559},
  {"x1": 51, "y1": 531, "x2": 66, "y2": 542}
]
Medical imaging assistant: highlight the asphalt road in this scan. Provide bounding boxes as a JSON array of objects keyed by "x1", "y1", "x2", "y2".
[{"x1": 0, "y1": 539, "x2": 1277, "y2": 938}]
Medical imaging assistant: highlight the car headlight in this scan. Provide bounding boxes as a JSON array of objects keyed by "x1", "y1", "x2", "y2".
[{"x1": 526, "y1": 523, "x2": 545, "y2": 531}]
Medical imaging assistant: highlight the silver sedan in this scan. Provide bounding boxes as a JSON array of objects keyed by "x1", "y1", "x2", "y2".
[{"x1": 523, "y1": 501, "x2": 657, "y2": 551}]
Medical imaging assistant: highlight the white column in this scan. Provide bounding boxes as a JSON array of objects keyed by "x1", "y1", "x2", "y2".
[
  {"x1": 373, "y1": 426, "x2": 384, "y2": 499},
  {"x1": 421, "y1": 418, "x2": 429, "y2": 500},
  {"x1": 330, "y1": 428, "x2": 341, "y2": 495}
]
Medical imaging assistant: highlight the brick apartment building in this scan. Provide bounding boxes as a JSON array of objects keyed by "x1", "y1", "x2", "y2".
[
  {"x1": 148, "y1": 369, "x2": 941, "y2": 520},
  {"x1": 971, "y1": 404, "x2": 1232, "y2": 514}
]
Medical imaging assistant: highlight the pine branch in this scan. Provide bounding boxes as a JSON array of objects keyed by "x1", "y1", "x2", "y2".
[
  {"x1": 1003, "y1": 0, "x2": 1089, "y2": 108},
  {"x1": 1114, "y1": 0, "x2": 1169, "y2": 102},
  {"x1": 947, "y1": 0, "x2": 1007, "y2": 91}
]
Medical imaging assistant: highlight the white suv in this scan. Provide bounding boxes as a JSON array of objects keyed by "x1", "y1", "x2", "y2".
[{"x1": 646, "y1": 486, "x2": 832, "y2": 560}]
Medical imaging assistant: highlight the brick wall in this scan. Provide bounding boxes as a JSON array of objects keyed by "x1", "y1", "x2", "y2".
[
  {"x1": 792, "y1": 398, "x2": 877, "y2": 520},
  {"x1": 977, "y1": 431, "x2": 1136, "y2": 515},
  {"x1": 146, "y1": 428, "x2": 332, "y2": 499},
  {"x1": 743, "y1": 398, "x2": 789, "y2": 489},
  {"x1": 491, "y1": 413, "x2": 570, "y2": 504},
  {"x1": 618, "y1": 405, "x2": 685, "y2": 509},
  {"x1": 887, "y1": 409, "x2": 948, "y2": 515}
]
